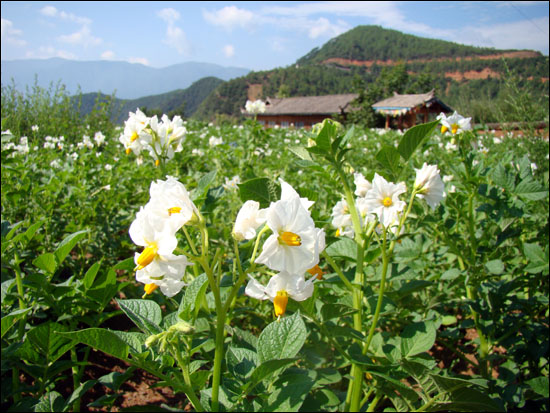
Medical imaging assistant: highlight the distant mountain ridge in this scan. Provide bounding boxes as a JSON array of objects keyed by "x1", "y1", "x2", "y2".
[{"x1": 1, "y1": 58, "x2": 250, "y2": 99}]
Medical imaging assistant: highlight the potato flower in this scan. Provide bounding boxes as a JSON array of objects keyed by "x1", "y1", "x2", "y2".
[
  {"x1": 135, "y1": 253, "x2": 190, "y2": 298},
  {"x1": 331, "y1": 199, "x2": 354, "y2": 238},
  {"x1": 363, "y1": 173, "x2": 406, "y2": 229},
  {"x1": 354, "y1": 172, "x2": 372, "y2": 197},
  {"x1": 145, "y1": 176, "x2": 198, "y2": 231},
  {"x1": 245, "y1": 272, "x2": 315, "y2": 317},
  {"x1": 255, "y1": 185, "x2": 325, "y2": 274},
  {"x1": 233, "y1": 200, "x2": 267, "y2": 241},
  {"x1": 438, "y1": 111, "x2": 471, "y2": 134},
  {"x1": 414, "y1": 163, "x2": 446, "y2": 209},
  {"x1": 129, "y1": 207, "x2": 179, "y2": 271},
  {"x1": 119, "y1": 108, "x2": 151, "y2": 155},
  {"x1": 245, "y1": 99, "x2": 266, "y2": 114}
]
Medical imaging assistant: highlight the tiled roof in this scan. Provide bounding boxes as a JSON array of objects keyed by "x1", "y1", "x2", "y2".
[
  {"x1": 261, "y1": 93, "x2": 359, "y2": 115},
  {"x1": 372, "y1": 89, "x2": 452, "y2": 112}
]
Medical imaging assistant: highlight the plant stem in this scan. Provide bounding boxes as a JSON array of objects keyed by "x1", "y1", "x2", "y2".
[
  {"x1": 466, "y1": 285, "x2": 490, "y2": 378},
  {"x1": 172, "y1": 345, "x2": 204, "y2": 412}
]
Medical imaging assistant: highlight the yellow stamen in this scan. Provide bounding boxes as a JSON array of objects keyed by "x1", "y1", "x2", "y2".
[
  {"x1": 335, "y1": 228, "x2": 340, "y2": 237},
  {"x1": 155, "y1": 159, "x2": 160, "y2": 167},
  {"x1": 142, "y1": 283, "x2": 159, "y2": 298},
  {"x1": 451, "y1": 124, "x2": 459, "y2": 134},
  {"x1": 125, "y1": 147, "x2": 131, "y2": 155},
  {"x1": 168, "y1": 206, "x2": 181, "y2": 215},
  {"x1": 278, "y1": 231, "x2": 301, "y2": 246},
  {"x1": 383, "y1": 197, "x2": 393, "y2": 207},
  {"x1": 131, "y1": 131, "x2": 139, "y2": 142},
  {"x1": 307, "y1": 264, "x2": 323, "y2": 280},
  {"x1": 440, "y1": 125, "x2": 448, "y2": 134},
  {"x1": 136, "y1": 244, "x2": 158, "y2": 270},
  {"x1": 273, "y1": 290, "x2": 289, "y2": 317}
]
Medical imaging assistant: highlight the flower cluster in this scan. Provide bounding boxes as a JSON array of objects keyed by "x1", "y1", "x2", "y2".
[
  {"x1": 129, "y1": 176, "x2": 197, "y2": 297},
  {"x1": 119, "y1": 109, "x2": 187, "y2": 165},
  {"x1": 241, "y1": 180, "x2": 325, "y2": 317},
  {"x1": 332, "y1": 167, "x2": 445, "y2": 237},
  {"x1": 245, "y1": 99, "x2": 266, "y2": 115}
]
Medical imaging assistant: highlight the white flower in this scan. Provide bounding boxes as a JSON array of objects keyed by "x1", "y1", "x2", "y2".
[
  {"x1": 129, "y1": 207, "x2": 179, "y2": 271},
  {"x1": 331, "y1": 199, "x2": 354, "y2": 237},
  {"x1": 209, "y1": 136, "x2": 223, "y2": 146},
  {"x1": 279, "y1": 178, "x2": 314, "y2": 210},
  {"x1": 439, "y1": 111, "x2": 471, "y2": 134},
  {"x1": 245, "y1": 272, "x2": 315, "y2": 316},
  {"x1": 135, "y1": 253, "x2": 190, "y2": 297},
  {"x1": 233, "y1": 200, "x2": 267, "y2": 241},
  {"x1": 31, "y1": 125, "x2": 39, "y2": 132},
  {"x1": 414, "y1": 163, "x2": 446, "y2": 210},
  {"x1": 354, "y1": 172, "x2": 372, "y2": 197},
  {"x1": 144, "y1": 176, "x2": 198, "y2": 232},
  {"x1": 119, "y1": 109, "x2": 151, "y2": 155},
  {"x1": 363, "y1": 173, "x2": 406, "y2": 228},
  {"x1": 256, "y1": 187, "x2": 325, "y2": 274},
  {"x1": 245, "y1": 99, "x2": 266, "y2": 114},
  {"x1": 94, "y1": 131, "x2": 106, "y2": 146},
  {"x1": 224, "y1": 175, "x2": 241, "y2": 190}
]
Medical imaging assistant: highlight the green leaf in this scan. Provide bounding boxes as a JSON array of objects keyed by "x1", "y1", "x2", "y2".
[
  {"x1": 83, "y1": 261, "x2": 101, "y2": 290},
  {"x1": 248, "y1": 358, "x2": 297, "y2": 390},
  {"x1": 32, "y1": 252, "x2": 57, "y2": 274},
  {"x1": 485, "y1": 259, "x2": 504, "y2": 275},
  {"x1": 429, "y1": 374, "x2": 503, "y2": 411},
  {"x1": 397, "y1": 119, "x2": 439, "y2": 161},
  {"x1": 226, "y1": 346, "x2": 258, "y2": 380},
  {"x1": 116, "y1": 299, "x2": 163, "y2": 335},
  {"x1": 401, "y1": 321, "x2": 436, "y2": 358},
  {"x1": 192, "y1": 169, "x2": 218, "y2": 201},
  {"x1": 526, "y1": 376, "x2": 549, "y2": 398},
  {"x1": 34, "y1": 391, "x2": 65, "y2": 412},
  {"x1": 1, "y1": 307, "x2": 32, "y2": 339},
  {"x1": 320, "y1": 303, "x2": 357, "y2": 321},
  {"x1": 54, "y1": 229, "x2": 89, "y2": 267},
  {"x1": 59, "y1": 328, "x2": 130, "y2": 360},
  {"x1": 523, "y1": 243, "x2": 549, "y2": 274},
  {"x1": 326, "y1": 238, "x2": 357, "y2": 261},
  {"x1": 289, "y1": 146, "x2": 313, "y2": 162},
  {"x1": 376, "y1": 145, "x2": 401, "y2": 181},
  {"x1": 27, "y1": 322, "x2": 74, "y2": 365},
  {"x1": 64, "y1": 380, "x2": 98, "y2": 411},
  {"x1": 179, "y1": 273, "x2": 209, "y2": 321},
  {"x1": 238, "y1": 177, "x2": 279, "y2": 209},
  {"x1": 257, "y1": 312, "x2": 307, "y2": 363},
  {"x1": 513, "y1": 177, "x2": 548, "y2": 201},
  {"x1": 315, "y1": 119, "x2": 337, "y2": 152},
  {"x1": 266, "y1": 369, "x2": 316, "y2": 412}
]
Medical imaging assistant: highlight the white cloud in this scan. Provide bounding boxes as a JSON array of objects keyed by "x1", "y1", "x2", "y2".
[
  {"x1": 128, "y1": 57, "x2": 150, "y2": 66},
  {"x1": 101, "y1": 50, "x2": 116, "y2": 60},
  {"x1": 39, "y1": 5, "x2": 92, "y2": 25},
  {"x1": 25, "y1": 46, "x2": 76, "y2": 60},
  {"x1": 455, "y1": 16, "x2": 549, "y2": 53},
  {"x1": 157, "y1": 8, "x2": 191, "y2": 55},
  {"x1": 58, "y1": 25, "x2": 101, "y2": 48},
  {"x1": 203, "y1": 6, "x2": 255, "y2": 31},
  {"x1": 1, "y1": 18, "x2": 27, "y2": 46},
  {"x1": 157, "y1": 8, "x2": 180, "y2": 24},
  {"x1": 308, "y1": 17, "x2": 350, "y2": 39},
  {"x1": 223, "y1": 44, "x2": 235, "y2": 58}
]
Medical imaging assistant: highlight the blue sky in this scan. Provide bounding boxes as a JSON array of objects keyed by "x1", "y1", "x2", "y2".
[{"x1": 1, "y1": 1, "x2": 548, "y2": 70}]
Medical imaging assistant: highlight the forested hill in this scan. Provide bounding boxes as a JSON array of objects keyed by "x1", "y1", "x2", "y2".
[
  {"x1": 194, "y1": 25, "x2": 548, "y2": 123},
  {"x1": 78, "y1": 77, "x2": 223, "y2": 124},
  {"x1": 296, "y1": 25, "x2": 541, "y2": 65}
]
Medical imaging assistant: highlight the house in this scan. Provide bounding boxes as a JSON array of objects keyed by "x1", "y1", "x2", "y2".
[
  {"x1": 372, "y1": 89, "x2": 452, "y2": 129},
  {"x1": 251, "y1": 94, "x2": 359, "y2": 129}
]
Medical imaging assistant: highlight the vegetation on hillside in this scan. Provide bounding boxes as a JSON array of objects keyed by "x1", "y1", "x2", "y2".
[{"x1": 296, "y1": 25, "x2": 534, "y2": 64}]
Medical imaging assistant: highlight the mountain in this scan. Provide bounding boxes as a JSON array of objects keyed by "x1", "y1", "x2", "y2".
[
  {"x1": 194, "y1": 25, "x2": 548, "y2": 123},
  {"x1": 78, "y1": 76, "x2": 224, "y2": 123},
  {"x1": 1, "y1": 58, "x2": 250, "y2": 99}
]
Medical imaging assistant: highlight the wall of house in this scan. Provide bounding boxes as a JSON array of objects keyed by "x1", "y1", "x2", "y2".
[{"x1": 256, "y1": 114, "x2": 335, "y2": 129}]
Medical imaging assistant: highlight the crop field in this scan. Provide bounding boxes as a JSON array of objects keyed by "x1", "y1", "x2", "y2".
[{"x1": 1, "y1": 86, "x2": 549, "y2": 412}]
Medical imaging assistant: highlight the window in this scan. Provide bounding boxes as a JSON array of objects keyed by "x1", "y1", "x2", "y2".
[{"x1": 281, "y1": 121, "x2": 289, "y2": 128}]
